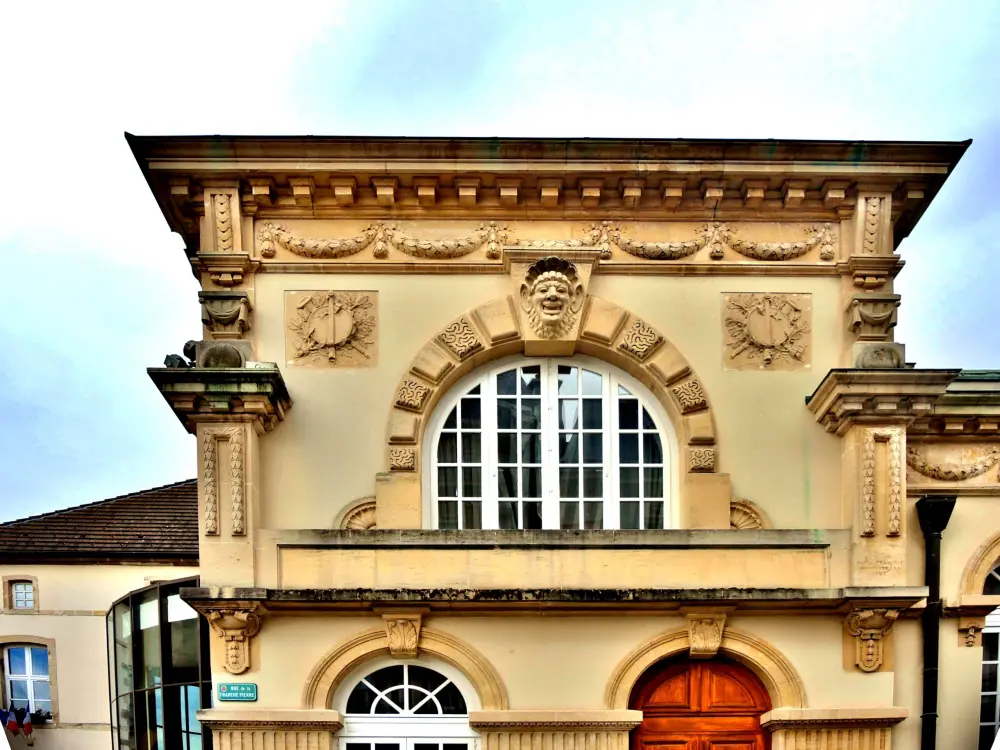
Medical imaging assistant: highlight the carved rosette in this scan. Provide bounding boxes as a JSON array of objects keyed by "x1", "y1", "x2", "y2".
[
  {"x1": 686, "y1": 613, "x2": 726, "y2": 659},
  {"x1": 845, "y1": 609, "x2": 898, "y2": 672},
  {"x1": 201, "y1": 426, "x2": 245, "y2": 536},
  {"x1": 341, "y1": 498, "x2": 377, "y2": 530},
  {"x1": 207, "y1": 607, "x2": 262, "y2": 675},
  {"x1": 906, "y1": 446, "x2": 1000, "y2": 482},
  {"x1": 286, "y1": 291, "x2": 377, "y2": 367},
  {"x1": 383, "y1": 613, "x2": 422, "y2": 658},
  {"x1": 724, "y1": 293, "x2": 810, "y2": 370},
  {"x1": 861, "y1": 428, "x2": 902, "y2": 537}
]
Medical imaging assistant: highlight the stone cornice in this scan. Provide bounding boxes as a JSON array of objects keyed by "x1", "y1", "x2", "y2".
[
  {"x1": 148, "y1": 365, "x2": 292, "y2": 434},
  {"x1": 127, "y1": 133, "x2": 968, "y2": 253},
  {"x1": 806, "y1": 368, "x2": 960, "y2": 435},
  {"x1": 197, "y1": 708, "x2": 342, "y2": 732},
  {"x1": 760, "y1": 707, "x2": 907, "y2": 730},
  {"x1": 469, "y1": 710, "x2": 642, "y2": 731}
]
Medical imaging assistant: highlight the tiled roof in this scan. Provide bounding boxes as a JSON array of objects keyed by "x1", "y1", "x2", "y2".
[{"x1": 0, "y1": 479, "x2": 198, "y2": 564}]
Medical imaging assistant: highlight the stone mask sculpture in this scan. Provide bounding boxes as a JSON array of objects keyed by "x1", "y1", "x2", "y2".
[{"x1": 519, "y1": 256, "x2": 585, "y2": 339}]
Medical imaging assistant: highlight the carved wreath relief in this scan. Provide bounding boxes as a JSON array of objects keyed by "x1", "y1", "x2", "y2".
[
  {"x1": 519, "y1": 257, "x2": 585, "y2": 339},
  {"x1": 285, "y1": 291, "x2": 377, "y2": 367},
  {"x1": 906, "y1": 444, "x2": 1000, "y2": 483},
  {"x1": 723, "y1": 293, "x2": 811, "y2": 371}
]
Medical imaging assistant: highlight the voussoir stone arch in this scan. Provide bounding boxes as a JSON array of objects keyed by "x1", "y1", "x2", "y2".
[
  {"x1": 302, "y1": 626, "x2": 509, "y2": 711},
  {"x1": 960, "y1": 529, "x2": 1000, "y2": 596},
  {"x1": 604, "y1": 626, "x2": 807, "y2": 710},
  {"x1": 384, "y1": 294, "x2": 718, "y2": 475}
]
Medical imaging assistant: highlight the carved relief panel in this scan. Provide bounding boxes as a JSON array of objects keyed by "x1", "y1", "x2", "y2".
[
  {"x1": 906, "y1": 442, "x2": 1000, "y2": 489},
  {"x1": 284, "y1": 291, "x2": 378, "y2": 367},
  {"x1": 722, "y1": 293, "x2": 811, "y2": 371}
]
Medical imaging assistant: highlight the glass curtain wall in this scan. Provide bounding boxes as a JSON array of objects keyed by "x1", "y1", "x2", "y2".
[{"x1": 107, "y1": 577, "x2": 212, "y2": 750}]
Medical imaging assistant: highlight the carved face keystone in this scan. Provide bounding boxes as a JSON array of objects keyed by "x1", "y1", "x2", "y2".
[{"x1": 520, "y1": 257, "x2": 584, "y2": 339}]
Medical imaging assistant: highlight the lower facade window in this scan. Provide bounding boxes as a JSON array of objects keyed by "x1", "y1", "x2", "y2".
[
  {"x1": 430, "y1": 357, "x2": 674, "y2": 530},
  {"x1": 342, "y1": 661, "x2": 477, "y2": 750},
  {"x1": 2, "y1": 645, "x2": 50, "y2": 715},
  {"x1": 980, "y1": 562, "x2": 1000, "y2": 750}
]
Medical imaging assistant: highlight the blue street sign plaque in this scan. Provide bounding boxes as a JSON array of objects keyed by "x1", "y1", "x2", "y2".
[{"x1": 218, "y1": 683, "x2": 258, "y2": 702}]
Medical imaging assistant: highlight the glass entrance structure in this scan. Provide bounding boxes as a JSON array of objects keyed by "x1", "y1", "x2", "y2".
[{"x1": 107, "y1": 577, "x2": 213, "y2": 749}]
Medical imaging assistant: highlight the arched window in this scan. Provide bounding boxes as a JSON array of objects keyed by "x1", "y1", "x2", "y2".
[
  {"x1": 341, "y1": 662, "x2": 476, "y2": 750},
  {"x1": 981, "y1": 561, "x2": 1000, "y2": 749},
  {"x1": 427, "y1": 356, "x2": 675, "y2": 530}
]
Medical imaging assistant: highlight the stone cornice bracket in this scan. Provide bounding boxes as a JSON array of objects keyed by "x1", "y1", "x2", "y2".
[
  {"x1": 206, "y1": 604, "x2": 263, "y2": 675},
  {"x1": 760, "y1": 707, "x2": 907, "y2": 731},
  {"x1": 200, "y1": 291, "x2": 253, "y2": 339},
  {"x1": 682, "y1": 609, "x2": 729, "y2": 658},
  {"x1": 839, "y1": 254, "x2": 904, "y2": 291},
  {"x1": 845, "y1": 608, "x2": 899, "y2": 672},
  {"x1": 806, "y1": 369, "x2": 958, "y2": 436},
  {"x1": 148, "y1": 365, "x2": 292, "y2": 434},
  {"x1": 381, "y1": 611, "x2": 424, "y2": 658}
]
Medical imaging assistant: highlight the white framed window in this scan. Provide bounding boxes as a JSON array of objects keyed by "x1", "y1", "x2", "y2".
[
  {"x1": 339, "y1": 660, "x2": 477, "y2": 750},
  {"x1": 3, "y1": 645, "x2": 51, "y2": 714},
  {"x1": 7, "y1": 580, "x2": 36, "y2": 611},
  {"x1": 980, "y1": 562, "x2": 1000, "y2": 750},
  {"x1": 426, "y1": 356, "x2": 676, "y2": 530}
]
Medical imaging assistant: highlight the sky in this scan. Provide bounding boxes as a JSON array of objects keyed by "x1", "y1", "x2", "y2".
[{"x1": 0, "y1": 0, "x2": 999, "y2": 521}]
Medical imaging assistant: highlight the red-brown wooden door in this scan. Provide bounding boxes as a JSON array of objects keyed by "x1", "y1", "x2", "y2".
[{"x1": 630, "y1": 659, "x2": 771, "y2": 750}]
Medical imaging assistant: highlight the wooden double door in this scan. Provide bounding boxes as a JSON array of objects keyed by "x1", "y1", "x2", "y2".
[{"x1": 630, "y1": 658, "x2": 771, "y2": 750}]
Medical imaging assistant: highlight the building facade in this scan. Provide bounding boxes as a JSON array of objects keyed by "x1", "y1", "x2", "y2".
[
  {"x1": 0, "y1": 481, "x2": 202, "y2": 749},
  {"x1": 126, "y1": 135, "x2": 1000, "y2": 750}
]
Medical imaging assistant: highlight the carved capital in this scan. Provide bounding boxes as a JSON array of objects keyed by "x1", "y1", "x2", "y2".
[
  {"x1": 685, "y1": 612, "x2": 726, "y2": 658},
  {"x1": 200, "y1": 291, "x2": 253, "y2": 339},
  {"x1": 382, "y1": 612, "x2": 422, "y2": 658},
  {"x1": 194, "y1": 252, "x2": 256, "y2": 288},
  {"x1": 845, "y1": 608, "x2": 898, "y2": 672},
  {"x1": 207, "y1": 605, "x2": 263, "y2": 675},
  {"x1": 846, "y1": 293, "x2": 900, "y2": 342}
]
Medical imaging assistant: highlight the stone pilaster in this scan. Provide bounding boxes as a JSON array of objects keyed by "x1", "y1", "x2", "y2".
[{"x1": 469, "y1": 710, "x2": 642, "y2": 750}]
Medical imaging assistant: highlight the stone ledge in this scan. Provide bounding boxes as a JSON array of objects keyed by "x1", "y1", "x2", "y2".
[
  {"x1": 197, "y1": 708, "x2": 342, "y2": 731},
  {"x1": 469, "y1": 709, "x2": 642, "y2": 730},
  {"x1": 760, "y1": 707, "x2": 907, "y2": 729}
]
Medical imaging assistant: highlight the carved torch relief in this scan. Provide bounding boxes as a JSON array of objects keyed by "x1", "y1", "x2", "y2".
[{"x1": 284, "y1": 291, "x2": 378, "y2": 367}]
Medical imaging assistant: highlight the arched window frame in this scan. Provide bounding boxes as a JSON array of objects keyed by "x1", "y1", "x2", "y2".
[
  {"x1": 981, "y1": 560, "x2": 1000, "y2": 749},
  {"x1": 422, "y1": 355, "x2": 680, "y2": 531},
  {"x1": 337, "y1": 656, "x2": 479, "y2": 745}
]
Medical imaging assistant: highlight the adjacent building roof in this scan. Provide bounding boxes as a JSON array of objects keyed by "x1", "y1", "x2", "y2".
[{"x1": 0, "y1": 479, "x2": 198, "y2": 564}]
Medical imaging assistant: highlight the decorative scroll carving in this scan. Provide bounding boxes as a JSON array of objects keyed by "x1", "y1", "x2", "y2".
[
  {"x1": 688, "y1": 448, "x2": 715, "y2": 473},
  {"x1": 214, "y1": 194, "x2": 234, "y2": 251},
  {"x1": 730, "y1": 499, "x2": 766, "y2": 530},
  {"x1": 845, "y1": 609, "x2": 898, "y2": 672},
  {"x1": 383, "y1": 613, "x2": 422, "y2": 658},
  {"x1": 287, "y1": 291, "x2": 376, "y2": 366},
  {"x1": 861, "y1": 429, "x2": 902, "y2": 537},
  {"x1": 201, "y1": 293, "x2": 252, "y2": 338},
  {"x1": 207, "y1": 607, "x2": 262, "y2": 675},
  {"x1": 729, "y1": 223, "x2": 836, "y2": 261},
  {"x1": 724, "y1": 293, "x2": 810, "y2": 368},
  {"x1": 438, "y1": 318, "x2": 483, "y2": 359},
  {"x1": 687, "y1": 613, "x2": 726, "y2": 658},
  {"x1": 519, "y1": 257, "x2": 585, "y2": 339},
  {"x1": 672, "y1": 380, "x2": 708, "y2": 413},
  {"x1": 259, "y1": 222, "x2": 509, "y2": 260},
  {"x1": 618, "y1": 320, "x2": 663, "y2": 361},
  {"x1": 395, "y1": 379, "x2": 432, "y2": 412},
  {"x1": 341, "y1": 498, "x2": 377, "y2": 530},
  {"x1": 389, "y1": 447, "x2": 416, "y2": 471},
  {"x1": 906, "y1": 446, "x2": 1000, "y2": 482},
  {"x1": 201, "y1": 426, "x2": 244, "y2": 536}
]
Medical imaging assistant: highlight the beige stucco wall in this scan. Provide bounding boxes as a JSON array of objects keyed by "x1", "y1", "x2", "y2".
[
  {"x1": 0, "y1": 563, "x2": 198, "y2": 749},
  {"x1": 252, "y1": 272, "x2": 843, "y2": 532}
]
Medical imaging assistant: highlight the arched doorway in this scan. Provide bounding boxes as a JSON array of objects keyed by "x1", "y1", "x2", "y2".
[{"x1": 630, "y1": 656, "x2": 771, "y2": 750}]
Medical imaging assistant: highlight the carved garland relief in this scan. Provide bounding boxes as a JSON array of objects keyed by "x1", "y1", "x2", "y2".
[
  {"x1": 723, "y1": 293, "x2": 811, "y2": 371},
  {"x1": 906, "y1": 445, "x2": 1000, "y2": 482},
  {"x1": 201, "y1": 426, "x2": 245, "y2": 536},
  {"x1": 257, "y1": 221, "x2": 838, "y2": 263},
  {"x1": 861, "y1": 428, "x2": 902, "y2": 537},
  {"x1": 285, "y1": 291, "x2": 378, "y2": 367}
]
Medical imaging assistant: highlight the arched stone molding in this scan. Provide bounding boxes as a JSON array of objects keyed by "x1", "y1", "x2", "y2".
[
  {"x1": 302, "y1": 626, "x2": 509, "y2": 711},
  {"x1": 604, "y1": 626, "x2": 807, "y2": 711},
  {"x1": 385, "y1": 293, "x2": 718, "y2": 480},
  {"x1": 960, "y1": 529, "x2": 1000, "y2": 595}
]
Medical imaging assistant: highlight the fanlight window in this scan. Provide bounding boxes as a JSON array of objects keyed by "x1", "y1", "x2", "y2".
[
  {"x1": 431, "y1": 358, "x2": 672, "y2": 530},
  {"x1": 346, "y1": 665, "x2": 467, "y2": 716}
]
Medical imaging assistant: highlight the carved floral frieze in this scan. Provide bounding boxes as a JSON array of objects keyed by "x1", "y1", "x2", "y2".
[
  {"x1": 723, "y1": 294, "x2": 810, "y2": 370},
  {"x1": 256, "y1": 221, "x2": 838, "y2": 264},
  {"x1": 906, "y1": 445, "x2": 1000, "y2": 482},
  {"x1": 285, "y1": 291, "x2": 377, "y2": 367}
]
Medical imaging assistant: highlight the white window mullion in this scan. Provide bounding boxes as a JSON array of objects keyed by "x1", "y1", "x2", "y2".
[
  {"x1": 483, "y1": 373, "x2": 499, "y2": 531},
  {"x1": 608, "y1": 374, "x2": 620, "y2": 530},
  {"x1": 541, "y1": 360, "x2": 558, "y2": 529}
]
